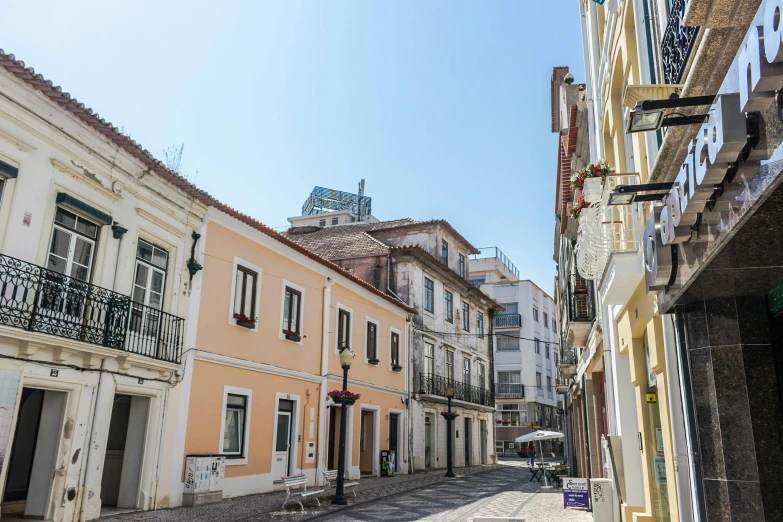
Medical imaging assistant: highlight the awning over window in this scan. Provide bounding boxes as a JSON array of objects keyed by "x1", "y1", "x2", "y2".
[
  {"x1": 56, "y1": 193, "x2": 112, "y2": 225},
  {"x1": 0, "y1": 159, "x2": 19, "y2": 179}
]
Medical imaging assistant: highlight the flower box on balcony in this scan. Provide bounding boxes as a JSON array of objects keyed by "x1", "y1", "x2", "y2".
[
  {"x1": 391, "y1": 364, "x2": 403, "y2": 372},
  {"x1": 583, "y1": 177, "x2": 603, "y2": 202},
  {"x1": 283, "y1": 330, "x2": 301, "y2": 342},
  {"x1": 233, "y1": 313, "x2": 256, "y2": 329},
  {"x1": 367, "y1": 357, "x2": 380, "y2": 365}
]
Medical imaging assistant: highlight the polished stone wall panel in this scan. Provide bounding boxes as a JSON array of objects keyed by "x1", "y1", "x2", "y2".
[
  {"x1": 741, "y1": 344, "x2": 783, "y2": 483},
  {"x1": 705, "y1": 297, "x2": 740, "y2": 346},
  {"x1": 688, "y1": 347, "x2": 726, "y2": 481},
  {"x1": 727, "y1": 480, "x2": 765, "y2": 522},
  {"x1": 711, "y1": 345, "x2": 759, "y2": 482},
  {"x1": 703, "y1": 479, "x2": 732, "y2": 522},
  {"x1": 680, "y1": 296, "x2": 783, "y2": 520}
]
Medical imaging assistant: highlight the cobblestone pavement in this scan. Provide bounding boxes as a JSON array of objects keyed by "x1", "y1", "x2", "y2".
[
  {"x1": 102, "y1": 459, "x2": 590, "y2": 522},
  {"x1": 313, "y1": 460, "x2": 592, "y2": 522}
]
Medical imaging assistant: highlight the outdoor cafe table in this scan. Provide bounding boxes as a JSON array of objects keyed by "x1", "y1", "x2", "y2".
[{"x1": 528, "y1": 464, "x2": 558, "y2": 483}]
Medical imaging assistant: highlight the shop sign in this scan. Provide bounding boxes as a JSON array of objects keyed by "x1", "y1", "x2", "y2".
[
  {"x1": 646, "y1": 392, "x2": 657, "y2": 403},
  {"x1": 563, "y1": 477, "x2": 590, "y2": 508},
  {"x1": 643, "y1": 0, "x2": 783, "y2": 295}
]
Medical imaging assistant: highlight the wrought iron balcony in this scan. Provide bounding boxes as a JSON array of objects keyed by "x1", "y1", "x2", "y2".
[
  {"x1": 0, "y1": 254, "x2": 184, "y2": 363},
  {"x1": 568, "y1": 274, "x2": 595, "y2": 323},
  {"x1": 555, "y1": 377, "x2": 570, "y2": 395},
  {"x1": 418, "y1": 373, "x2": 494, "y2": 407},
  {"x1": 559, "y1": 349, "x2": 578, "y2": 377},
  {"x1": 495, "y1": 382, "x2": 524, "y2": 398},
  {"x1": 661, "y1": 0, "x2": 699, "y2": 84},
  {"x1": 494, "y1": 313, "x2": 521, "y2": 329}
]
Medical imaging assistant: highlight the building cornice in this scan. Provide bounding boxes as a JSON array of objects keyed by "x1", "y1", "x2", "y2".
[{"x1": 193, "y1": 350, "x2": 323, "y2": 384}]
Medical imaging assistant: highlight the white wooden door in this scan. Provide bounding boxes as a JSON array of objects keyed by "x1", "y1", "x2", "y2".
[{"x1": 272, "y1": 412, "x2": 292, "y2": 478}]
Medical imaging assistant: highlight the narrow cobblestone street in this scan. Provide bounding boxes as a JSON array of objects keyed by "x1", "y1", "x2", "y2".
[{"x1": 103, "y1": 460, "x2": 591, "y2": 522}]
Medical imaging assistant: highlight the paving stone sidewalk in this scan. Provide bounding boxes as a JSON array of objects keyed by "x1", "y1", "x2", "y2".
[
  {"x1": 315, "y1": 462, "x2": 592, "y2": 521},
  {"x1": 101, "y1": 463, "x2": 504, "y2": 522}
]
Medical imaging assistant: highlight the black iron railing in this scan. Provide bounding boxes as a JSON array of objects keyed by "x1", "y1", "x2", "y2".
[
  {"x1": 419, "y1": 373, "x2": 494, "y2": 407},
  {"x1": 495, "y1": 382, "x2": 524, "y2": 398},
  {"x1": 0, "y1": 254, "x2": 184, "y2": 363},
  {"x1": 661, "y1": 0, "x2": 699, "y2": 84},
  {"x1": 494, "y1": 313, "x2": 521, "y2": 329},
  {"x1": 568, "y1": 274, "x2": 595, "y2": 323},
  {"x1": 559, "y1": 349, "x2": 578, "y2": 366}
]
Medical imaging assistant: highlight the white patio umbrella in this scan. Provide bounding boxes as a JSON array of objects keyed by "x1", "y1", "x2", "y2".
[{"x1": 516, "y1": 430, "x2": 564, "y2": 489}]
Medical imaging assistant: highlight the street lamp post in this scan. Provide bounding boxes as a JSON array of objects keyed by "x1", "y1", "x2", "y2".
[
  {"x1": 332, "y1": 348, "x2": 355, "y2": 506},
  {"x1": 445, "y1": 387, "x2": 455, "y2": 478}
]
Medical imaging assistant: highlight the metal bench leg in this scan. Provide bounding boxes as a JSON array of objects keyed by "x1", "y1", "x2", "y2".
[
  {"x1": 314, "y1": 496, "x2": 321, "y2": 507},
  {"x1": 297, "y1": 499, "x2": 304, "y2": 513}
]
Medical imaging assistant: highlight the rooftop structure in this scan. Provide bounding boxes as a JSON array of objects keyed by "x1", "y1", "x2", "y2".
[{"x1": 301, "y1": 180, "x2": 372, "y2": 219}]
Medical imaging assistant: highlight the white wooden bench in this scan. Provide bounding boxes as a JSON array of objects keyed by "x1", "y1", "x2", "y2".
[
  {"x1": 281, "y1": 475, "x2": 324, "y2": 512},
  {"x1": 323, "y1": 469, "x2": 360, "y2": 498}
]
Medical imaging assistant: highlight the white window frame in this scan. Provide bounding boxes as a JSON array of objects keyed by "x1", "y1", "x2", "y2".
[
  {"x1": 219, "y1": 385, "x2": 253, "y2": 466},
  {"x1": 389, "y1": 326, "x2": 402, "y2": 370},
  {"x1": 365, "y1": 316, "x2": 380, "y2": 364},
  {"x1": 279, "y1": 279, "x2": 305, "y2": 344},
  {"x1": 335, "y1": 303, "x2": 354, "y2": 354},
  {"x1": 228, "y1": 257, "x2": 263, "y2": 332}
]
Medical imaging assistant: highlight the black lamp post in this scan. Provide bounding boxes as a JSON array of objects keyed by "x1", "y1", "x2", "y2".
[
  {"x1": 332, "y1": 348, "x2": 355, "y2": 506},
  {"x1": 445, "y1": 386, "x2": 455, "y2": 478}
]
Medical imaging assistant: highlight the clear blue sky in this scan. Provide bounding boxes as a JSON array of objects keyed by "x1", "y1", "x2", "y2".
[{"x1": 3, "y1": 0, "x2": 584, "y2": 293}]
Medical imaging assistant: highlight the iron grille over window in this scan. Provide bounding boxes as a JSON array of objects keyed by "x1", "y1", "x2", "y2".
[{"x1": 661, "y1": 0, "x2": 699, "y2": 84}]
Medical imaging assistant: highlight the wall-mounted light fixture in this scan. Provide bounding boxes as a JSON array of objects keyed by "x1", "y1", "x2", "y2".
[
  {"x1": 607, "y1": 183, "x2": 675, "y2": 206},
  {"x1": 626, "y1": 94, "x2": 716, "y2": 133}
]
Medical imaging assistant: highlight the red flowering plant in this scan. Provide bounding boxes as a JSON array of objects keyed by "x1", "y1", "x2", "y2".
[
  {"x1": 570, "y1": 160, "x2": 615, "y2": 191},
  {"x1": 569, "y1": 195, "x2": 591, "y2": 219},
  {"x1": 328, "y1": 389, "x2": 361, "y2": 404},
  {"x1": 440, "y1": 411, "x2": 460, "y2": 420},
  {"x1": 233, "y1": 313, "x2": 257, "y2": 328}
]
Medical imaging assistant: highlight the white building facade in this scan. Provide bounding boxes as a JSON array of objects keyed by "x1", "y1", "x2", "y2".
[
  {"x1": 0, "y1": 52, "x2": 208, "y2": 520},
  {"x1": 469, "y1": 249, "x2": 561, "y2": 457}
]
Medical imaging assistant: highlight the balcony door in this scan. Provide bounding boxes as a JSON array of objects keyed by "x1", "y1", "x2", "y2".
[
  {"x1": 42, "y1": 208, "x2": 98, "y2": 322},
  {"x1": 128, "y1": 239, "x2": 168, "y2": 357}
]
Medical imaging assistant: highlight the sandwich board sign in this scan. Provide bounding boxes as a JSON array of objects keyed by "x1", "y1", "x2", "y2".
[{"x1": 563, "y1": 477, "x2": 590, "y2": 509}]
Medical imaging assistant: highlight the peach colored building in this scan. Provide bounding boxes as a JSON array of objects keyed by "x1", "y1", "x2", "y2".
[{"x1": 170, "y1": 207, "x2": 414, "y2": 503}]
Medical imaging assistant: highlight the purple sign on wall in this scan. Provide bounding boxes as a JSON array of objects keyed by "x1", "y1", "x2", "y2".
[{"x1": 563, "y1": 478, "x2": 590, "y2": 509}]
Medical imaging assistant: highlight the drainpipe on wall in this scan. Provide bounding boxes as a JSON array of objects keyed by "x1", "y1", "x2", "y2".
[
  {"x1": 488, "y1": 309, "x2": 496, "y2": 463},
  {"x1": 581, "y1": 375, "x2": 592, "y2": 481},
  {"x1": 315, "y1": 276, "x2": 334, "y2": 487},
  {"x1": 407, "y1": 315, "x2": 414, "y2": 475}
]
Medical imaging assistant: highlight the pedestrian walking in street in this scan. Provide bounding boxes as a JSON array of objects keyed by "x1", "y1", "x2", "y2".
[{"x1": 528, "y1": 442, "x2": 536, "y2": 467}]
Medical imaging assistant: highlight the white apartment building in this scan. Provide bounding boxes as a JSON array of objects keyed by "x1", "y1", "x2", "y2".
[{"x1": 469, "y1": 248, "x2": 561, "y2": 457}]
